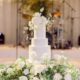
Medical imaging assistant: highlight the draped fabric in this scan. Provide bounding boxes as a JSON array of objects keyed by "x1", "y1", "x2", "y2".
[
  {"x1": 0, "y1": 0, "x2": 17, "y2": 45},
  {"x1": 0, "y1": 0, "x2": 80, "y2": 46}
]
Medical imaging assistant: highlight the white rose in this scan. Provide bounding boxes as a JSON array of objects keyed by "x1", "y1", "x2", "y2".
[
  {"x1": 19, "y1": 76, "x2": 28, "y2": 80},
  {"x1": 15, "y1": 58, "x2": 25, "y2": 69},
  {"x1": 33, "y1": 77, "x2": 39, "y2": 80},
  {"x1": 32, "y1": 64, "x2": 47, "y2": 75},
  {"x1": 53, "y1": 54, "x2": 67, "y2": 64},
  {"x1": 0, "y1": 68, "x2": 6, "y2": 76},
  {"x1": 17, "y1": 61, "x2": 25, "y2": 69},
  {"x1": 0, "y1": 68, "x2": 6, "y2": 73},
  {"x1": 23, "y1": 69, "x2": 29, "y2": 75},
  {"x1": 53, "y1": 54, "x2": 62, "y2": 61},
  {"x1": 64, "y1": 73, "x2": 72, "y2": 80},
  {"x1": 6, "y1": 68, "x2": 14, "y2": 74},
  {"x1": 53, "y1": 73, "x2": 62, "y2": 80},
  {"x1": 65, "y1": 69, "x2": 72, "y2": 73}
]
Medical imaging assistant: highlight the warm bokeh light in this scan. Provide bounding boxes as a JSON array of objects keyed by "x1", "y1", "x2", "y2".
[{"x1": 52, "y1": 11, "x2": 62, "y2": 17}]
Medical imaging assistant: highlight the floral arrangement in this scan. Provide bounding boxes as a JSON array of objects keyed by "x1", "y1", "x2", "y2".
[
  {"x1": 0, "y1": 55, "x2": 80, "y2": 80},
  {"x1": 28, "y1": 10, "x2": 48, "y2": 30},
  {"x1": 18, "y1": 0, "x2": 54, "y2": 18},
  {"x1": 0, "y1": 58, "x2": 33, "y2": 80}
]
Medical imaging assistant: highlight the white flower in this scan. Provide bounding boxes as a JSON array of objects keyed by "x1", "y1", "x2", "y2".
[
  {"x1": 32, "y1": 77, "x2": 40, "y2": 80},
  {"x1": 53, "y1": 54, "x2": 62, "y2": 60},
  {"x1": 53, "y1": 73, "x2": 62, "y2": 80},
  {"x1": 19, "y1": 76, "x2": 28, "y2": 80},
  {"x1": 6, "y1": 68, "x2": 14, "y2": 74},
  {"x1": 16, "y1": 61, "x2": 25, "y2": 70},
  {"x1": 78, "y1": 75, "x2": 80, "y2": 80},
  {"x1": 0, "y1": 68, "x2": 6, "y2": 76},
  {"x1": 32, "y1": 64, "x2": 47, "y2": 75},
  {"x1": 40, "y1": 7, "x2": 44, "y2": 12},
  {"x1": 65, "y1": 69, "x2": 72, "y2": 73},
  {"x1": 32, "y1": 15, "x2": 42, "y2": 27},
  {"x1": 0, "y1": 68, "x2": 6, "y2": 73},
  {"x1": 23, "y1": 69, "x2": 29, "y2": 75},
  {"x1": 28, "y1": 12, "x2": 48, "y2": 31},
  {"x1": 33, "y1": 12, "x2": 41, "y2": 17},
  {"x1": 31, "y1": 12, "x2": 48, "y2": 28},
  {"x1": 15, "y1": 58, "x2": 25, "y2": 70},
  {"x1": 53, "y1": 54, "x2": 67, "y2": 63},
  {"x1": 64, "y1": 73, "x2": 72, "y2": 80}
]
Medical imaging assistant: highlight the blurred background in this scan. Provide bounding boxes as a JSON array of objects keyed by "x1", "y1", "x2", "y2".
[{"x1": 0, "y1": 0, "x2": 80, "y2": 67}]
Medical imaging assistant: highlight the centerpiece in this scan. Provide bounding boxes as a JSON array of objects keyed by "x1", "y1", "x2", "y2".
[
  {"x1": 0, "y1": 9, "x2": 80, "y2": 80},
  {"x1": 28, "y1": 8, "x2": 51, "y2": 63},
  {"x1": 0, "y1": 55, "x2": 80, "y2": 80}
]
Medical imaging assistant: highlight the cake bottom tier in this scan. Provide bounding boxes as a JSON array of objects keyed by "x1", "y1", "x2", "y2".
[{"x1": 29, "y1": 45, "x2": 51, "y2": 63}]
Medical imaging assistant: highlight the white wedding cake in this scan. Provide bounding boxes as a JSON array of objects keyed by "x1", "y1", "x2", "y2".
[{"x1": 29, "y1": 12, "x2": 51, "y2": 63}]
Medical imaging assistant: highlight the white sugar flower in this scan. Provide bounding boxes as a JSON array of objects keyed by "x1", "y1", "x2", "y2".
[
  {"x1": 32, "y1": 16, "x2": 42, "y2": 27},
  {"x1": 19, "y1": 76, "x2": 28, "y2": 80},
  {"x1": 64, "y1": 73, "x2": 72, "y2": 80},
  {"x1": 33, "y1": 12, "x2": 41, "y2": 17},
  {"x1": 32, "y1": 64, "x2": 47, "y2": 75},
  {"x1": 53, "y1": 73, "x2": 62, "y2": 80},
  {"x1": 32, "y1": 77, "x2": 40, "y2": 80},
  {"x1": 31, "y1": 12, "x2": 48, "y2": 28},
  {"x1": 29, "y1": 12, "x2": 48, "y2": 31},
  {"x1": 23, "y1": 69, "x2": 29, "y2": 75}
]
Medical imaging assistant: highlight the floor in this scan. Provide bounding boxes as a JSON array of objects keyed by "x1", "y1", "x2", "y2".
[{"x1": 0, "y1": 45, "x2": 80, "y2": 68}]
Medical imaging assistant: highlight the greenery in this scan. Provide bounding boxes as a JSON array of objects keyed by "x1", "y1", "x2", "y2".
[{"x1": 0, "y1": 55, "x2": 80, "y2": 80}]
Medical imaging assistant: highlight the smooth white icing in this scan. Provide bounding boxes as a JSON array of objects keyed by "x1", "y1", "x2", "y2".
[{"x1": 29, "y1": 12, "x2": 51, "y2": 63}]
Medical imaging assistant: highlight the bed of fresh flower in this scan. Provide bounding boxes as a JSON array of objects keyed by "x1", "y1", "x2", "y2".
[{"x1": 0, "y1": 55, "x2": 80, "y2": 80}]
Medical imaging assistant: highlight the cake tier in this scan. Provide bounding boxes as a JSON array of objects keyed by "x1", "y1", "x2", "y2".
[
  {"x1": 31, "y1": 38, "x2": 48, "y2": 46},
  {"x1": 29, "y1": 45, "x2": 51, "y2": 63}
]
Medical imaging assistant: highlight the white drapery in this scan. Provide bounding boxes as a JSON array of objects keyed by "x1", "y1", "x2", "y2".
[
  {"x1": 0, "y1": 0, "x2": 17, "y2": 45},
  {"x1": 0, "y1": 0, "x2": 80, "y2": 46}
]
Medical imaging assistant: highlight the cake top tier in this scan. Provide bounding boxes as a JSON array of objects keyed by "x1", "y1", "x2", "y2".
[{"x1": 29, "y1": 12, "x2": 48, "y2": 29}]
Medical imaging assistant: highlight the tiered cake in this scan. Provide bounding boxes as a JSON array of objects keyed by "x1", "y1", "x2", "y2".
[{"x1": 29, "y1": 13, "x2": 51, "y2": 63}]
